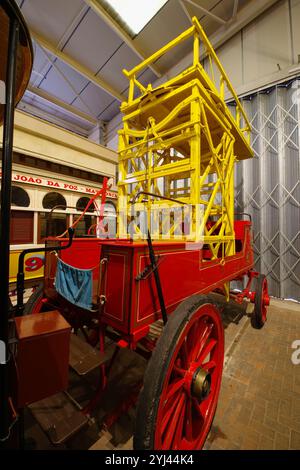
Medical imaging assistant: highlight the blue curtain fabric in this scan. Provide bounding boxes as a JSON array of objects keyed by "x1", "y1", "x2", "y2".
[{"x1": 55, "y1": 258, "x2": 93, "y2": 310}]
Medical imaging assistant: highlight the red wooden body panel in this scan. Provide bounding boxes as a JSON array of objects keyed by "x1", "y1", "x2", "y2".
[
  {"x1": 100, "y1": 221, "x2": 254, "y2": 336},
  {"x1": 60, "y1": 238, "x2": 102, "y2": 271},
  {"x1": 43, "y1": 223, "x2": 254, "y2": 340},
  {"x1": 44, "y1": 238, "x2": 115, "y2": 291},
  {"x1": 102, "y1": 249, "x2": 132, "y2": 330}
]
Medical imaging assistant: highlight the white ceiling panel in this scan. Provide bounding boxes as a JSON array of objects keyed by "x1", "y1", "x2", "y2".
[
  {"x1": 99, "y1": 43, "x2": 142, "y2": 93},
  {"x1": 183, "y1": 0, "x2": 235, "y2": 37},
  {"x1": 99, "y1": 100, "x2": 121, "y2": 121},
  {"x1": 134, "y1": 0, "x2": 191, "y2": 73},
  {"x1": 72, "y1": 82, "x2": 114, "y2": 117},
  {"x1": 31, "y1": 42, "x2": 56, "y2": 74},
  {"x1": 138, "y1": 68, "x2": 157, "y2": 89},
  {"x1": 156, "y1": 36, "x2": 194, "y2": 72},
  {"x1": 63, "y1": 8, "x2": 123, "y2": 75},
  {"x1": 38, "y1": 61, "x2": 78, "y2": 104},
  {"x1": 29, "y1": 43, "x2": 56, "y2": 87},
  {"x1": 19, "y1": 0, "x2": 86, "y2": 46},
  {"x1": 55, "y1": 61, "x2": 89, "y2": 96}
]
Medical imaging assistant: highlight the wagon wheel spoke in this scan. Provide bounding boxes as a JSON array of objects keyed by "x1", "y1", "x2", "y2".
[
  {"x1": 165, "y1": 378, "x2": 185, "y2": 401},
  {"x1": 202, "y1": 359, "x2": 216, "y2": 372},
  {"x1": 161, "y1": 391, "x2": 182, "y2": 435},
  {"x1": 196, "y1": 338, "x2": 217, "y2": 366},
  {"x1": 191, "y1": 321, "x2": 214, "y2": 363},
  {"x1": 192, "y1": 397, "x2": 203, "y2": 418},
  {"x1": 162, "y1": 393, "x2": 185, "y2": 450},
  {"x1": 179, "y1": 339, "x2": 189, "y2": 369},
  {"x1": 185, "y1": 397, "x2": 193, "y2": 441},
  {"x1": 191, "y1": 396, "x2": 209, "y2": 421},
  {"x1": 172, "y1": 396, "x2": 186, "y2": 449},
  {"x1": 199, "y1": 395, "x2": 211, "y2": 420},
  {"x1": 173, "y1": 364, "x2": 186, "y2": 377},
  {"x1": 187, "y1": 317, "x2": 206, "y2": 362}
]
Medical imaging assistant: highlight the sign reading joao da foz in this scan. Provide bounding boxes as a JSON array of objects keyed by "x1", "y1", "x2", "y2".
[{"x1": 0, "y1": 169, "x2": 117, "y2": 199}]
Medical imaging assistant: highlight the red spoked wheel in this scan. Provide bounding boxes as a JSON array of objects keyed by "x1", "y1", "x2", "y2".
[
  {"x1": 23, "y1": 284, "x2": 52, "y2": 314},
  {"x1": 134, "y1": 295, "x2": 224, "y2": 450},
  {"x1": 252, "y1": 274, "x2": 270, "y2": 329}
]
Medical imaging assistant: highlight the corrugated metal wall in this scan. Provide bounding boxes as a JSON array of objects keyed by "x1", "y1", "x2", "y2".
[{"x1": 232, "y1": 80, "x2": 300, "y2": 301}]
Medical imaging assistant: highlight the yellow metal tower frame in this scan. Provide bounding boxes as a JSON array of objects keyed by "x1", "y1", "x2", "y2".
[{"x1": 118, "y1": 17, "x2": 253, "y2": 263}]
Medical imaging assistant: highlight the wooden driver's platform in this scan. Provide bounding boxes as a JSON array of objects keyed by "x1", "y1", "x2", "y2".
[
  {"x1": 69, "y1": 332, "x2": 115, "y2": 376},
  {"x1": 29, "y1": 392, "x2": 89, "y2": 445},
  {"x1": 29, "y1": 332, "x2": 116, "y2": 445}
]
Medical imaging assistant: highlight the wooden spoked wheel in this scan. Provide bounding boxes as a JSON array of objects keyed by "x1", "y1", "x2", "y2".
[
  {"x1": 134, "y1": 295, "x2": 224, "y2": 450},
  {"x1": 252, "y1": 274, "x2": 270, "y2": 329}
]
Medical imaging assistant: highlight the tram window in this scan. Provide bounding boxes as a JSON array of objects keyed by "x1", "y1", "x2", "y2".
[
  {"x1": 76, "y1": 197, "x2": 95, "y2": 212},
  {"x1": 102, "y1": 202, "x2": 117, "y2": 237},
  {"x1": 11, "y1": 186, "x2": 30, "y2": 207},
  {"x1": 10, "y1": 211, "x2": 34, "y2": 244},
  {"x1": 38, "y1": 212, "x2": 69, "y2": 241},
  {"x1": 104, "y1": 202, "x2": 116, "y2": 215},
  {"x1": 74, "y1": 215, "x2": 97, "y2": 237},
  {"x1": 42, "y1": 192, "x2": 67, "y2": 210}
]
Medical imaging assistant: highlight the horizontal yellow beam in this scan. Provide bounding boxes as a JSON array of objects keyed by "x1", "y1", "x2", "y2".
[{"x1": 123, "y1": 24, "x2": 195, "y2": 78}]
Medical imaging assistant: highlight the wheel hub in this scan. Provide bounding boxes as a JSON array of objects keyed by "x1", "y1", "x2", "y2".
[{"x1": 191, "y1": 367, "x2": 211, "y2": 401}]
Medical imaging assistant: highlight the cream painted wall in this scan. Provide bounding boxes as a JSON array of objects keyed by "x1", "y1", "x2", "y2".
[
  {"x1": 291, "y1": 0, "x2": 300, "y2": 63},
  {"x1": 0, "y1": 110, "x2": 118, "y2": 178},
  {"x1": 106, "y1": 0, "x2": 298, "y2": 149},
  {"x1": 243, "y1": 0, "x2": 292, "y2": 83}
]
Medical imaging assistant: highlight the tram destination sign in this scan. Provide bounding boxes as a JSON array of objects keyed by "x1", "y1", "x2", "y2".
[{"x1": 0, "y1": 169, "x2": 117, "y2": 199}]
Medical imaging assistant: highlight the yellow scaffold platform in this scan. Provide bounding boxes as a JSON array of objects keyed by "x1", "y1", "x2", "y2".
[{"x1": 118, "y1": 16, "x2": 253, "y2": 262}]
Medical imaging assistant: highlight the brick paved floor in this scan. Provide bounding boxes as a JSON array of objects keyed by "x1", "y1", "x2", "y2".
[
  {"x1": 204, "y1": 299, "x2": 300, "y2": 450},
  {"x1": 25, "y1": 298, "x2": 300, "y2": 450}
]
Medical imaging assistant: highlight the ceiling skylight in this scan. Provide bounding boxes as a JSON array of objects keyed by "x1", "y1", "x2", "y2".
[{"x1": 104, "y1": 0, "x2": 168, "y2": 35}]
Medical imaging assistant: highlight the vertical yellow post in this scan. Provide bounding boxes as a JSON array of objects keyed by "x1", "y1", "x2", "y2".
[
  {"x1": 193, "y1": 30, "x2": 199, "y2": 66},
  {"x1": 117, "y1": 124, "x2": 130, "y2": 239},
  {"x1": 190, "y1": 85, "x2": 201, "y2": 242},
  {"x1": 128, "y1": 77, "x2": 135, "y2": 104},
  {"x1": 220, "y1": 76, "x2": 224, "y2": 100}
]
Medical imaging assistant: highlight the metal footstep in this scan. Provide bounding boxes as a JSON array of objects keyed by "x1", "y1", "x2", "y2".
[
  {"x1": 29, "y1": 392, "x2": 88, "y2": 445},
  {"x1": 69, "y1": 333, "x2": 115, "y2": 376}
]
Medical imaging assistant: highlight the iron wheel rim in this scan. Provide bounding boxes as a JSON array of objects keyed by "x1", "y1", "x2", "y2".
[{"x1": 154, "y1": 303, "x2": 224, "y2": 450}]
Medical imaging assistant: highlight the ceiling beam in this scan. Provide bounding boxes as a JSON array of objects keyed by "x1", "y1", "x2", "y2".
[
  {"x1": 83, "y1": 0, "x2": 162, "y2": 78},
  {"x1": 207, "y1": 0, "x2": 280, "y2": 52},
  {"x1": 159, "y1": 0, "x2": 281, "y2": 90},
  {"x1": 183, "y1": 0, "x2": 226, "y2": 25},
  {"x1": 26, "y1": 85, "x2": 98, "y2": 125},
  {"x1": 232, "y1": 0, "x2": 239, "y2": 20},
  {"x1": 179, "y1": 0, "x2": 192, "y2": 24},
  {"x1": 30, "y1": 29, "x2": 126, "y2": 102},
  {"x1": 37, "y1": 44, "x2": 98, "y2": 120}
]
